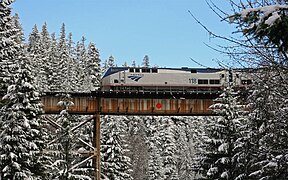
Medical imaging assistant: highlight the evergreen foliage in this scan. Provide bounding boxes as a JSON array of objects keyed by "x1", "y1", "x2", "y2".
[
  {"x1": 142, "y1": 55, "x2": 150, "y2": 68},
  {"x1": 196, "y1": 86, "x2": 248, "y2": 179},
  {"x1": 4, "y1": 0, "x2": 288, "y2": 179},
  {"x1": 125, "y1": 116, "x2": 149, "y2": 179},
  {"x1": 27, "y1": 24, "x2": 48, "y2": 91},
  {"x1": 158, "y1": 118, "x2": 179, "y2": 179},
  {"x1": 82, "y1": 43, "x2": 101, "y2": 91},
  {"x1": 0, "y1": 55, "x2": 45, "y2": 179},
  {"x1": 101, "y1": 116, "x2": 133, "y2": 179},
  {"x1": 46, "y1": 94, "x2": 92, "y2": 180},
  {"x1": 0, "y1": 0, "x2": 19, "y2": 92},
  {"x1": 225, "y1": 1, "x2": 288, "y2": 179},
  {"x1": 231, "y1": 3, "x2": 288, "y2": 53},
  {"x1": 243, "y1": 69, "x2": 288, "y2": 179}
]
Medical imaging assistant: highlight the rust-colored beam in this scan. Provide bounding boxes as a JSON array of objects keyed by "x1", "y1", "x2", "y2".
[
  {"x1": 41, "y1": 94, "x2": 218, "y2": 115},
  {"x1": 93, "y1": 113, "x2": 101, "y2": 180}
]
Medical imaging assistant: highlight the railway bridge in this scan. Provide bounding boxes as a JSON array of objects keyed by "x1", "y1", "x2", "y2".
[
  {"x1": 41, "y1": 90, "x2": 220, "y2": 179},
  {"x1": 43, "y1": 90, "x2": 219, "y2": 115},
  {"x1": 1, "y1": 90, "x2": 221, "y2": 179}
]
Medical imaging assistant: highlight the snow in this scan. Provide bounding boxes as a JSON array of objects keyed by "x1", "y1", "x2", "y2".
[
  {"x1": 249, "y1": 170, "x2": 263, "y2": 177},
  {"x1": 265, "y1": 12, "x2": 281, "y2": 26},
  {"x1": 237, "y1": 4, "x2": 288, "y2": 28},
  {"x1": 220, "y1": 171, "x2": 229, "y2": 178},
  {"x1": 23, "y1": 82, "x2": 33, "y2": 89},
  {"x1": 218, "y1": 143, "x2": 229, "y2": 154},
  {"x1": 207, "y1": 167, "x2": 218, "y2": 176},
  {"x1": 240, "y1": 5, "x2": 288, "y2": 18},
  {"x1": 263, "y1": 161, "x2": 277, "y2": 168}
]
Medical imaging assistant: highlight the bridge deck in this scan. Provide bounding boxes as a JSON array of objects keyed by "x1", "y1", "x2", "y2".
[{"x1": 42, "y1": 91, "x2": 219, "y2": 115}]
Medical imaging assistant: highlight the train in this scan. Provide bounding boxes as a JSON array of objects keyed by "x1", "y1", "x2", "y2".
[{"x1": 100, "y1": 67, "x2": 254, "y2": 92}]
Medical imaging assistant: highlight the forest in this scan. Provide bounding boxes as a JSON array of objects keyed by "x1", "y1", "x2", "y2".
[{"x1": 1, "y1": 0, "x2": 288, "y2": 179}]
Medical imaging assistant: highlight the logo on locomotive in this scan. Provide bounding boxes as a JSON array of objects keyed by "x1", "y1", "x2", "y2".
[{"x1": 128, "y1": 74, "x2": 144, "y2": 82}]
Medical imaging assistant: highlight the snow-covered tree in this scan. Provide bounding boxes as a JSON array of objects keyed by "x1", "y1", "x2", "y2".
[
  {"x1": 47, "y1": 94, "x2": 92, "y2": 180},
  {"x1": 242, "y1": 69, "x2": 288, "y2": 179},
  {"x1": 101, "y1": 116, "x2": 133, "y2": 179},
  {"x1": 122, "y1": 61, "x2": 128, "y2": 67},
  {"x1": 0, "y1": 53, "x2": 46, "y2": 179},
  {"x1": 47, "y1": 32, "x2": 60, "y2": 92},
  {"x1": 226, "y1": 1, "x2": 288, "y2": 179},
  {"x1": 75, "y1": 36, "x2": 87, "y2": 91},
  {"x1": 195, "y1": 86, "x2": 248, "y2": 179},
  {"x1": 131, "y1": 60, "x2": 136, "y2": 67},
  {"x1": 27, "y1": 24, "x2": 49, "y2": 91},
  {"x1": 125, "y1": 116, "x2": 149, "y2": 179},
  {"x1": 158, "y1": 117, "x2": 179, "y2": 179},
  {"x1": 82, "y1": 42, "x2": 101, "y2": 91},
  {"x1": 145, "y1": 116, "x2": 164, "y2": 179},
  {"x1": 172, "y1": 117, "x2": 195, "y2": 180},
  {"x1": 75, "y1": 36, "x2": 86, "y2": 64},
  {"x1": 191, "y1": 1, "x2": 288, "y2": 178},
  {"x1": 0, "y1": 0, "x2": 19, "y2": 92},
  {"x1": 142, "y1": 55, "x2": 150, "y2": 68},
  {"x1": 56, "y1": 23, "x2": 71, "y2": 91},
  {"x1": 11, "y1": 13, "x2": 25, "y2": 44},
  {"x1": 230, "y1": 2, "x2": 288, "y2": 56}
]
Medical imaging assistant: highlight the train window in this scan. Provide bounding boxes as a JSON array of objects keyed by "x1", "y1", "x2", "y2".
[
  {"x1": 165, "y1": 82, "x2": 168, "y2": 84},
  {"x1": 221, "y1": 74, "x2": 225, "y2": 78},
  {"x1": 135, "y1": 68, "x2": 140, "y2": 72},
  {"x1": 209, "y1": 79, "x2": 220, "y2": 84},
  {"x1": 152, "y1": 68, "x2": 158, "y2": 73},
  {"x1": 142, "y1": 68, "x2": 150, "y2": 73},
  {"x1": 129, "y1": 68, "x2": 134, "y2": 72},
  {"x1": 191, "y1": 69, "x2": 197, "y2": 73},
  {"x1": 236, "y1": 74, "x2": 240, "y2": 78},
  {"x1": 114, "y1": 79, "x2": 119, "y2": 83},
  {"x1": 241, "y1": 80, "x2": 252, "y2": 85},
  {"x1": 198, "y1": 79, "x2": 209, "y2": 84}
]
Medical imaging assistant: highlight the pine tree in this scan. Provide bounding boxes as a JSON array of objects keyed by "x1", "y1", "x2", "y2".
[
  {"x1": 125, "y1": 116, "x2": 149, "y2": 179},
  {"x1": 142, "y1": 55, "x2": 150, "y2": 68},
  {"x1": 82, "y1": 42, "x2": 101, "y2": 91},
  {"x1": 47, "y1": 94, "x2": 92, "y2": 180},
  {"x1": 172, "y1": 117, "x2": 195, "y2": 180},
  {"x1": 0, "y1": 0, "x2": 20, "y2": 92},
  {"x1": 27, "y1": 24, "x2": 49, "y2": 91},
  {"x1": 226, "y1": 1, "x2": 288, "y2": 178},
  {"x1": 158, "y1": 117, "x2": 179, "y2": 179},
  {"x1": 243, "y1": 69, "x2": 288, "y2": 179},
  {"x1": 11, "y1": 13, "x2": 25, "y2": 44},
  {"x1": 47, "y1": 32, "x2": 60, "y2": 92},
  {"x1": 66, "y1": 33, "x2": 78, "y2": 92},
  {"x1": 196, "y1": 86, "x2": 248, "y2": 179},
  {"x1": 101, "y1": 116, "x2": 133, "y2": 179},
  {"x1": 67, "y1": 33, "x2": 79, "y2": 92},
  {"x1": 57, "y1": 23, "x2": 71, "y2": 91},
  {"x1": 131, "y1": 60, "x2": 136, "y2": 67},
  {"x1": 0, "y1": 53, "x2": 46, "y2": 179},
  {"x1": 107, "y1": 55, "x2": 115, "y2": 68},
  {"x1": 39, "y1": 22, "x2": 52, "y2": 92},
  {"x1": 144, "y1": 116, "x2": 164, "y2": 179},
  {"x1": 75, "y1": 36, "x2": 87, "y2": 91}
]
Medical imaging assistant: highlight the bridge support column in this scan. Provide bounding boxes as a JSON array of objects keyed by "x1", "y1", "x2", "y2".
[{"x1": 93, "y1": 112, "x2": 101, "y2": 179}]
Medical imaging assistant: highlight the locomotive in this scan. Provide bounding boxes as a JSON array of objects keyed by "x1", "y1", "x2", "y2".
[{"x1": 100, "y1": 67, "x2": 253, "y2": 92}]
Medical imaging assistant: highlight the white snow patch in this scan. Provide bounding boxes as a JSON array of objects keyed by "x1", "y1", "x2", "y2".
[
  {"x1": 207, "y1": 167, "x2": 218, "y2": 176},
  {"x1": 221, "y1": 171, "x2": 229, "y2": 178},
  {"x1": 218, "y1": 143, "x2": 229, "y2": 153},
  {"x1": 264, "y1": 161, "x2": 277, "y2": 168},
  {"x1": 23, "y1": 82, "x2": 33, "y2": 89},
  {"x1": 265, "y1": 12, "x2": 281, "y2": 26}
]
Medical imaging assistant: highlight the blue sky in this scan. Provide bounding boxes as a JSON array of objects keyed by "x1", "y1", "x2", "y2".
[{"x1": 12, "y1": 0, "x2": 234, "y2": 68}]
